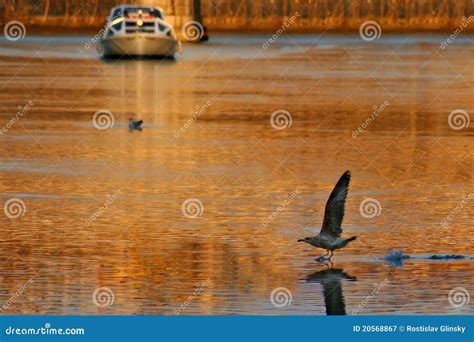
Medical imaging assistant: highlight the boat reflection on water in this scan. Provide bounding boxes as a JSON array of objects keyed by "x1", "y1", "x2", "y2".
[{"x1": 306, "y1": 266, "x2": 356, "y2": 315}]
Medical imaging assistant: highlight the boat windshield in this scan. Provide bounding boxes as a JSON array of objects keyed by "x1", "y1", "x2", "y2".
[
  {"x1": 123, "y1": 7, "x2": 163, "y2": 19},
  {"x1": 111, "y1": 8, "x2": 122, "y2": 20}
]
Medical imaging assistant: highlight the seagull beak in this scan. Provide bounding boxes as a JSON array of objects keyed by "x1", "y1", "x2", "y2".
[{"x1": 297, "y1": 239, "x2": 303, "y2": 242}]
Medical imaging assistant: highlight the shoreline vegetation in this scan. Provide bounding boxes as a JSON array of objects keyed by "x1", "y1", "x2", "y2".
[
  {"x1": 2, "y1": 17, "x2": 473, "y2": 35},
  {"x1": 1, "y1": 0, "x2": 473, "y2": 34}
]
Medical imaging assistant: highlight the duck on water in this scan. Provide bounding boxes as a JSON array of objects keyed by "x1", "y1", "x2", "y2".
[{"x1": 128, "y1": 118, "x2": 143, "y2": 131}]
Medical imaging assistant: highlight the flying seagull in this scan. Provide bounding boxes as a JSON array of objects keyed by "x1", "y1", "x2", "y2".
[
  {"x1": 128, "y1": 118, "x2": 143, "y2": 131},
  {"x1": 298, "y1": 170, "x2": 356, "y2": 261}
]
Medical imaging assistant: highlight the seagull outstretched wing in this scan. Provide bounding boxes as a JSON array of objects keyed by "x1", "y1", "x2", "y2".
[{"x1": 320, "y1": 170, "x2": 351, "y2": 238}]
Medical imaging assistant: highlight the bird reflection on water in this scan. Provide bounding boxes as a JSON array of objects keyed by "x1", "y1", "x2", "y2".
[{"x1": 306, "y1": 265, "x2": 356, "y2": 315}]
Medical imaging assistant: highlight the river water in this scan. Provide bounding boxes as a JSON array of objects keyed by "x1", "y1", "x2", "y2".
[{"x1": 0, "y1": 34, "x2": 472, "y2": 315}]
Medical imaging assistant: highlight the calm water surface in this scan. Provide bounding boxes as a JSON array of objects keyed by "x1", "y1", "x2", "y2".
[{"x1": 0, "y1": 34, "x2": 472, "y2": 315}]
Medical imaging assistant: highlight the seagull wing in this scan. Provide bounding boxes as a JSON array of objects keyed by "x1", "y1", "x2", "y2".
[{"x1": 320, "y1": 171, "x2": 351, "y2": 238}]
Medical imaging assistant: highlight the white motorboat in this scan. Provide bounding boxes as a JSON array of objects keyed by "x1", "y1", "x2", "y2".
[{"x1": 99, "y1": 5, "x2": 179, "y2": 58}]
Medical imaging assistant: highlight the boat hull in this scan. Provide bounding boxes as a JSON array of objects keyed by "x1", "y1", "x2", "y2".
[{"x1": 100, "y1": 34, "x2": 177, "y2": 58}]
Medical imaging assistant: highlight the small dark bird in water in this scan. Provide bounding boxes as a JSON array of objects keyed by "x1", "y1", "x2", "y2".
[
  {"x1": 128, "y1": 118, "x2": 143, "y2": 131},
  {"x1": 298, "y1": 170, "x2": 357, "y2": 261}
]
